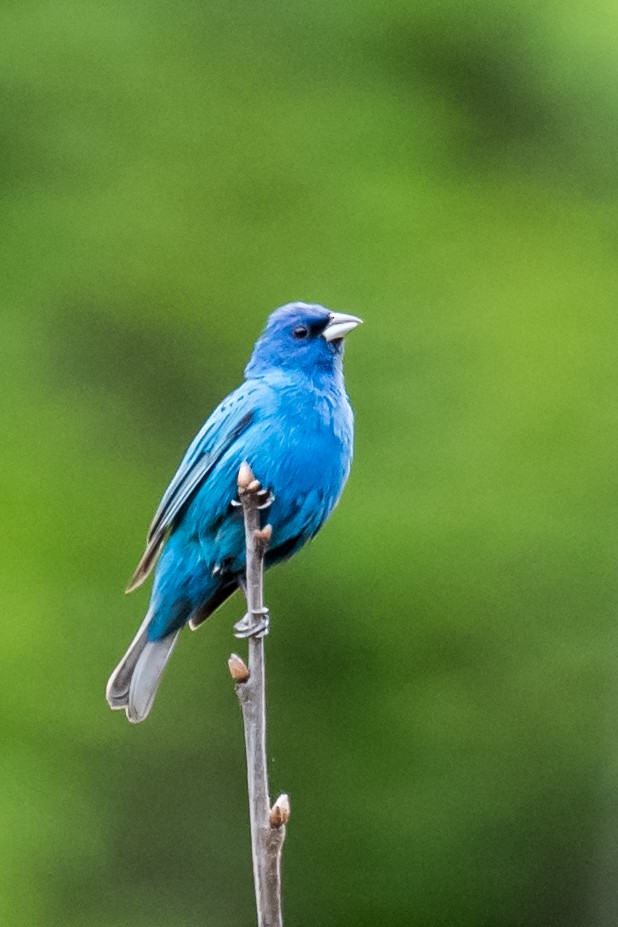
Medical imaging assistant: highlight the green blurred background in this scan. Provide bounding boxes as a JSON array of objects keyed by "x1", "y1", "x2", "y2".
[{"x1": 1, "y1": 0, "x2": 617, "y2": 924}]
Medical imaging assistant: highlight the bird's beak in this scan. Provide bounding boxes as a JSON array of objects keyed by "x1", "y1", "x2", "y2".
[{"x1": 322, "y1": 312, "x2": 364, "y2": 342}]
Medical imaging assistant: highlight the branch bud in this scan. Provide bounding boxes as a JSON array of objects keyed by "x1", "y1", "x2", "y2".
[
  {"x1": 228, "y1": 653, "x2": 250, "y2": 683},
  {"x1": 237, "y1": 461, "x2": 254, "y2": 492},
  {"x1": 270, "y1": 793, "x2": 290, "y2": 828},
  {"x1": 255, "y1": 524, "x2": 272, "y2": 543}
]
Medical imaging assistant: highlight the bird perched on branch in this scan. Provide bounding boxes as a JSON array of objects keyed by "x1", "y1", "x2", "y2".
[{"x1": 106, "y1": 302, "x2": 362, "y2": 722}]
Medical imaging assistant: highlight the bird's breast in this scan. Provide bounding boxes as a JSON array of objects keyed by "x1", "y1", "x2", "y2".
[
  {"x1": 248, "y1": 385, "x2": 353, "y2": 532},
  {"x1": 186, "y1": 376, "x2": 354, "y2": 572}
]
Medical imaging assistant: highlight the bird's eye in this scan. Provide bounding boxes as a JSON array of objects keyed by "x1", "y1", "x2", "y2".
[{"x1": 293, "y1": 325, "x2": 309, "y2": 340}]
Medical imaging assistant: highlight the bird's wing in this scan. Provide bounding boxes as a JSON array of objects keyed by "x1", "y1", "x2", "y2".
[{"x1": 126, "y1": 380, "x2": 265, "y2": 593}]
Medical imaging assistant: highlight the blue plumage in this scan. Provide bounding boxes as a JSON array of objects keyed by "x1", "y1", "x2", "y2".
[{"x1": 106, "y1": 302, "x2": 362, "y2": 722}]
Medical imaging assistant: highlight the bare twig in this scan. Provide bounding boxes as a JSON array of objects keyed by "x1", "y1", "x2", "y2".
[{"x1": 229, "y1": 462, "x2": 288, "y2": 927}]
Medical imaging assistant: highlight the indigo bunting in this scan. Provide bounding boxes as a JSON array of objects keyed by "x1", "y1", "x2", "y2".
[{"x1": 106, "y1": 302, "x2": 362, "y2": 722}]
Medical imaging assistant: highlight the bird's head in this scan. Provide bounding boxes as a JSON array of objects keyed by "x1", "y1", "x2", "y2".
[{"x1": 245, "y1": 302, "x2": 363, "y2": 380}]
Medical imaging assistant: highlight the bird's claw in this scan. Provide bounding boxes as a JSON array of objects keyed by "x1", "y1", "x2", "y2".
[
  {"x1": 230, "y1": 487, "x2": 274, "y2": 511},
  {"x1": 233, "y1": 607, "x2": 270, "y2": 639},
  {"x1": 257, "y1": 488, "x2": 275, "y2": 510}
]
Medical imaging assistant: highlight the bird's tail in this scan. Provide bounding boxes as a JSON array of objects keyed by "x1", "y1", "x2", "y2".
[{"x1": 106, "y1": 610, "x2": 180, "y2": 723}]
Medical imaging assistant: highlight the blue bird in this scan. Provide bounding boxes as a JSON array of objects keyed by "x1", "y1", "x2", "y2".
[{"x1": 106, "y1": 302, "x2": 362, "y2": 722}]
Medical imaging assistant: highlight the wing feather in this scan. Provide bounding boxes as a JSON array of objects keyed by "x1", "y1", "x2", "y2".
[{"x1": 126, "y1": 383, "x2": 263, "y2": 593}]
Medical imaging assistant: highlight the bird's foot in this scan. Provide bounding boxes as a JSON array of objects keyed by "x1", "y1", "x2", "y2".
[
  {"x1": 257, "y1": 487, "x2": 275, "y2": 510},
  {"x1": 233, "y1": 607, "x2": 270, "y2": 639},
  {"x1": 231, "y1": 485, "x2": 274, "y2": 510}
]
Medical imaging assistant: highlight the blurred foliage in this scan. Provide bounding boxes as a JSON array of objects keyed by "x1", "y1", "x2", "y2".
[{"x1": 1, "y1": 0, "x2": 617, "y2": 924}]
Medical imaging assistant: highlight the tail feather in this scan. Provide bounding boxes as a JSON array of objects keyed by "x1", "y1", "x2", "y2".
[
  {"x1": 126, "y1": 631, "x2": 180, "y2": 723},
  {"x1": 106, "y1": 610, "x2": 180, "y2": 723},
  {"x1": 106, "y1": 612, "x2": 152, "y2": 710}
]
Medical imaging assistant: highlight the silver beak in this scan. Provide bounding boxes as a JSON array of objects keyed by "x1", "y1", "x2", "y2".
[{"x1": 322, "y1": 312, "x2": 364, "y2": 342}]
